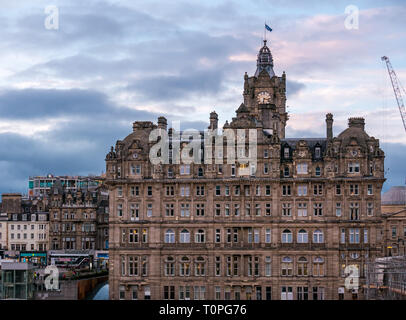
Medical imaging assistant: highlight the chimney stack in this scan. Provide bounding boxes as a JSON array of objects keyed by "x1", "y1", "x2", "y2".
[
  {"x1": 348, "y1": 117, "x2": 365, "y2": 130},
  {"x1": 209, "y1": 111, "x2": 218, "y2": 130},
  {"x1": 158, "y1": 117, "x2": 168, "y2": 130},
  {"x1": 326, "y1": 113, "x2": 333, "y2": 140}
]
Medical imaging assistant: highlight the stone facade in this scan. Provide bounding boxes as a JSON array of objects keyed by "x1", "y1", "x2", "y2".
[
  {"x1": 48, "y1": 181, "x2": 109, "y2": 251},
  {"x1": 381, "y1": 186, "x2": 406, "y2": 256},
  {"x1": 106, "y1": 40, "x2": 386, "y2": 300}
]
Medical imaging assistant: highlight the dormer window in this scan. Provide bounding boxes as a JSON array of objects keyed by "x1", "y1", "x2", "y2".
[
  {"x1": 315, "y1": 167, "x2": 321, "y2": 177},
  {"x1": 284, "y1": 166, "x2": 290, "y2": 177},
  {"x1": 198, "y1": 167, "x2": 204, "y2": 177},
  {"x1": 284, "y1": 147, "x2": 290, "y2": 158},
  {"x1": 315, "y1": 147, "x2": 321, "y2": 159}
]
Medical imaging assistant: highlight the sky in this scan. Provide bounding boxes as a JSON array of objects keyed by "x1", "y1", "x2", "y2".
[{"x1": 0, "y1": 0, "x2": 405, "y2": 195}]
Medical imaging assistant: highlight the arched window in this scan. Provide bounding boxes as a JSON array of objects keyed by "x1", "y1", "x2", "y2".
[
  {"x1": 282, "y1": 229, "x2": 292, "y2": 243},
  {"x1": 179, "y1": 257, "x2": 190, "y2": 276},
  {"x1": 297, "y1": 229, "x2": 308, "y2": 243},
  {"x1": 164, "y1": 256, "x2": 175, "y2": 276},
  {"x1": 165, "y1": 229, "x2": 175, "y2": 243},
  {"x1": 313, "y1": 230, "x2": 324, "y2": 243},
  {"x1": 315, "y1": 166, "x2": 321, "y2": 176},
  {"x1": 198, "y1": 167, "x2": 204, "y2": 177},
  {"x1": 281, "y1": 256, "x2": 293, "y2": 276},
  {"x1": 195, "y1": 229, "x2": 205, "y2": 243},
  {"x1": 195, "y1": 256, "x2": 206, "y2": 276},
  {"x1": 297, "y1": 257, "x2": 308, "y2": 276},
  {"x1": 180, "y1": 229, "x2": 190, "y2": 243},
  {"x1": 313, "y1": 257, "x2": 325, "y2": 276}
]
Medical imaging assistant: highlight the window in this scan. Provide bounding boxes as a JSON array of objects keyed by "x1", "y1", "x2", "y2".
[
  {"x1": 297, "y1": 185, "x2": 307, "y2": 196},
  {"x1": 264, "y1": 163, "x2": 269, "y2": 174},
  {"x1": 297, "y1": 257, "x2": 308, "y2": 276},
  {"x1": 234, "y1": 185, "x2": 240, "y2": 196},
  {"x1": 180, "y1": 257, "x2": 190, "y2": 276},
  {"x1": 180, "y1": 165, "x2": 190, "y2": 175},
  {"x1": 391, "y1": 226, "x2": 397, "y2": 238},
  {"x1": 313, "y1": 184, "x2": 323, "y2": 195},
  {"x1": 147, "y1": 186, "x2": 152, "y2": 196},
  {"x1": 340, "y1": 228, "x2": 346, "y2": 244},
  {"x1": 349, "y1": 184, "x2": 359, "y2": 195},
  {"x1": 128, "y1": 256, "x2": 139, "y2": 276},
  {"x1": 283, "y1": 147, "x2": 290, "y2": 158},
  {"x1": 165, "y1": 229, "x2": 175, "y2": 243},
  {"x1": 265, "y1": 203, "x2": 271, "y2": 216},
  {"x1": 117, "y1": 204, "x2": 123, "y2": 217},
  {"x1": 315, "y1": 166, "x2": 321, "y2": 176},
  {"x1": 297, "y1": 203, "x2": 307, "y2": 217},
  {"x1": 225, "y1": 204, "x2": 230, "y2": 216},
  {"x1": 176, "y1": 182, "x2": 183, "y2": 196},
  {"x1": 215, "y1": 229, "x2": 221, "y2": 243},
  {"x1": 180, "y1": 203, "x2": 190, "y2": 217},
  {"x1": 367, "y1": 203, "x2": 374, "y2": 216},
  {"x1": 348, "y1": 162, "x2": 360, "y2": 173},
  {"x1": 336, "y1": 203, "x2": 342, "y2": 217},
  {"x1": 196, "y1": 186, "x2": 205, "y2": 196},
  {"x1": 163, "y1": 286, "x2": 175, "y2": 300},
  {"x1": 215, "y1": 185, "x2": 221, "y2": 196},
  {"x1": 349, "y1": 228, "x2": 360, "y2": 243},
  {"x1": 313, "y1": 230, "x2": 324, "y2": 243},
  {"x1": 313, "y1": 257, "x2": 325, "y2": 277},
  {"x1": 129, "y1": 229, "x2": 139, "y2": 243},
  {"x1": 282, "y1": 203, "x2": 292, "y2": 216},
  {"x1": 231, "y1": 165, "x2": 236, "y2": 177},
  {"x1": 195, "y1": 203, "x2": 205, "y2": 216},
  {"x1": 264, "y1": 185, "x2": 271, "y2": 196},
  {"x1": 180, "y1": 229, "x2": 190, "y2": 243},
  {"x1": 179, "y1": 286, "x2": 191, "y2": 300},
  {"x1": 117, "y1": 186, "x2": 123, "y2": 197},
  {"x1": 166, "y1": 186, "x2": 174, "y2": 196},
  {"x1": 284, "y1": 166, "x2": 290, "y2": 177},
  {"x1": 165, "y1": 203, "x2": 174, "y2": 217},
  {"x1": 146, "y1": 203, "x2": 152, "y2": 217},
  {"x1": 281, "y1": 257, "x2": 293, "y2": 276},
  {"x1": 215, "y1": 203, "x2": 221, "y2": 216},
  {"x1": 233, "y1": 228, "x2": 239, "y2": 243},
  {"x1": 315, "y1": 147, "x2": 321, "y2": 159},
  {"x1": 225, "y1": 185, "x2": 230, "y2": 196},
  {"x1": 265, "y1": 229, "x2": 271, "y2": 243},
  {"x1": 266, "y1": 287, "x2": 272, "y2": 300},
  {"x1": 254, "y1": 229, "x2": 260, "y2": 243},
  {"x1": 297, "y1": 229, "x2": 308, "y2": 243},
  {"x1": 367, "y1": 184, "x2": 373, "y2": 195},
  {"x1": 264, "y1": 149, "x2": 269, "y2": 158},
  {"x1": 349, "y1": 202, "x2": 360, "y2": 221},
  {"x1": 215, "y1": 257, "x2": 221, "y2": 276},
  {"x1": 297, "y1": 163, "x2": 308, "y2": 174},
  {"x1": 195, "y1": 229, "x2": 205, "y2": 243},
  {"x1": 194, "y1": 257, "x2": 206, "y2": 276},
  {"x1": 282, "y1": 185, "x2": 291, "y2": 196},
  {"x1": 119, "y1": 286, "x2": 125, "y2": 300},
  {"x1": 245, "y1": 203, "x2": 251, "y2": 216},
  {"x1": 198, "y1": 167, "x2": 204, "y2": 177},
  {"x1": 364, "y1": 229, "x2": 368, "y2": 243},
  {"x1": 282, "y1": 229, "x2": 292, "y2": 243},
  {"x1": 313, "y1": 203, "x2": 323, "y2": 216},
  {"x1": 193, "y1": 286, "x2": 206, "y2": 300},
  {"x1": 336, "y1": 184, "x2": 341, "y2": 195},
  {"x1": 265, "y1": 257, "x2": 272, "y2": 276},
  {"x1": 256, "y1": 185, "x2": 261, "y2": 196},
  {"x1": 255, "y1": 203, "x2": 261, "y2": 216}
]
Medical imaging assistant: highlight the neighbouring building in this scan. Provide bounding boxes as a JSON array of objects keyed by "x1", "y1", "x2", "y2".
[
  {"x1": 48, "y1": 181, "x2": 108, "y2": 251},
  {"x1": 28, "y1": 174, "x2": 104, "y2": 198},
  {"x1": 106, "y1": 39, "x2": 386, "y2": 300},
  {"x1": 1, "y1": 194, "x2": 49, "y2": 252},
  {"x1": 381, "y1": 186, "x2": 406, "y2": 257},
  {"x1": 0, "y1": 261, "x2": 35, "y2": 300}
]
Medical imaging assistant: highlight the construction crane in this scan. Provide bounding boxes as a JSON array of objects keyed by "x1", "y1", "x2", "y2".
[{"x1": 381, "y1": 56, "x2": 406, "y2": 133}]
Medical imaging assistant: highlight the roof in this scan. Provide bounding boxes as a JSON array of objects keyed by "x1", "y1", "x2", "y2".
[
  {"x1": 382, "y1": 186, "x2": 406, "y2": 205},
  {"x1": 281, "y1": 138, "x2": 327, "y2": 150}
]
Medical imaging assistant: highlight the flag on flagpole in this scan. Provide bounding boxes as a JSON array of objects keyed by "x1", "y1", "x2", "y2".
[{"x1": 265, "y1": 24, "x2": 272, "y2": 32}]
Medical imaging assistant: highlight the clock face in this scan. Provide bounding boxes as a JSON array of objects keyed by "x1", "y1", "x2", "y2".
[{"x1": 257, "y1": 91, "x2": 271, "y2": 104}]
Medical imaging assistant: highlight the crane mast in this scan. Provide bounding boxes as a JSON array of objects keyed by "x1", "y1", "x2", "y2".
[{"x1": 381, "y1": 56, "x2": 406, "y2": 133}]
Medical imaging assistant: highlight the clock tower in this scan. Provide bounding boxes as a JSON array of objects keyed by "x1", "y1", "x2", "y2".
[{"x1": 242, "y1": 39, "x2": 288, "y2": 138}]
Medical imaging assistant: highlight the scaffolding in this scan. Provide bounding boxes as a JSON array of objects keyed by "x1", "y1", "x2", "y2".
[{"x1": 365, "y1": 256, "x2": 406, "y2": 300}]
